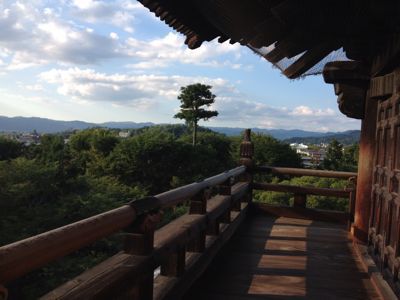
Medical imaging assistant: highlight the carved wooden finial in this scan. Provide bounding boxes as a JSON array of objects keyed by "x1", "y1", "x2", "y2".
[{"x1": 240, "y1": 129, "x2": 254, "y2": 167}]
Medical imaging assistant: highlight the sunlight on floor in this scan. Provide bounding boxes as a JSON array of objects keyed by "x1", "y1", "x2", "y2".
[{"x1": 248, "y1": 274, "x2": 306, "y2": 296}]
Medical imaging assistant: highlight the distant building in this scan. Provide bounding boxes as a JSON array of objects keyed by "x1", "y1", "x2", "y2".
[
  {"x1": 290, "y1": 143, "x2": 309, "y2": 155},
  {"x1": 16, "y1": 132, "x2": 40, "y2": 145},
  {"x1": 118, "y1": 131, "x2": 130, "y2": 138}
]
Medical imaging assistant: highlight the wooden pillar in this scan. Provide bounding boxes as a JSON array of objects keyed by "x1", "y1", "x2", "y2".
[
  {"x1": 322, "y1": 61, "x2": 372, "y2": 243},
  {"x1": 354, "y1": 95, "x2": 378, "y2": 243}
]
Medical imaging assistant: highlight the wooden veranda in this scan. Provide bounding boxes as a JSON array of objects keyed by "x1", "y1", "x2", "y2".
[
  {"x1": 3, "y1": 1, "x2": 400, "y2": 298},
  {"x1": 184, "y1": 215, "x2": 379, "y2": 300},
  {"x1": 0, "y1": 130, "x2": 395, "y2": 299}
]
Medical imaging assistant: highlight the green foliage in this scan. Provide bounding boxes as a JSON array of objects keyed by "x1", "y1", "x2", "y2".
[
  {"x1": 254, "y1": 176, "x2": 349, "y2": 211},
  {"x1": 252, "y1": 133, "x2": 302, "y2": 167},
  {"x1": 322, "y1": 139, "x2": 358, "y2": 171},
  {"x1": 174, "y1": 83, "x2": 218, "y2": 145},
  {"x1": 0, "y1": 137, "x2": 23, "y2": 160},
  {"x1": 284, "y1": 130, "x2": 360, "y2": 145},
  {"x1": 0, "y1": 126, "x2": 347, "y2": 298}
]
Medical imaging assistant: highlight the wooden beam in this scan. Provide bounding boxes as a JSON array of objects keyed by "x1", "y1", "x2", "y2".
[
  {"x1": 253, "y1": 182, "x2": 351, "y2": 198},
  {"x1": 263, "y1": 33, "x2": 314, "y2": 63},
  {"x1": 255, "y1": 165, "x2": 357, "y2": 179},
  {"x1": 323, "y1": 61, "x2": 370, "y2": 84},
  {"x1": 370, "y1": 72, "x2": 398, "y2": 99},
  {"x1": 371, "y1": 34, "x2": 400, "y2": 76},
  {"x1": 283, "y1": 42, "x2": 339, "y2": 79},
  {"x1": 254, "y1": 203, "x2": 349, "y2": 224},
  {"x1": 248, "y1": 17, "x2": 286, "y2": 48}
]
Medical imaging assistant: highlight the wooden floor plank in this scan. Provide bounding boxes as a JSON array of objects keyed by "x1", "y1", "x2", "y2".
[{"x1": 183, "y1": 216, "x2": 381, "y2": 300}]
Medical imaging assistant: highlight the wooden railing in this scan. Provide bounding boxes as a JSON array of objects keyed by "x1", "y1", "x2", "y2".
[
  {"x1": 253, "y1": 165, "x2": 357, "y2": 225},
  {"x1": 0, "y1": 164, "x2": 251, "y2": 300},
  {"x1": 0, "y1": 129, "x2": 359, "y2": 299}
]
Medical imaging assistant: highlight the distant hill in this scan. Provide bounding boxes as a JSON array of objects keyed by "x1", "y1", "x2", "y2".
[
  {"x1": 0, "y1": 116, "x2": 154, "y2": 133},
  {"x1": 208, "y1": 127, "x2": 330, "y2": 139},
  {"x1": 283, "y1": 130, "x2": 360, "y2": 145},
  {"x1": 0, "y1": 116, "x2": 359, "y2": 142}
]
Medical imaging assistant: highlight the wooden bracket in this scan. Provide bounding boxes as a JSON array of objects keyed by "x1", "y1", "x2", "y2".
[{"x1": 323, "y1": 61, "x2": 370, "y2": 119}]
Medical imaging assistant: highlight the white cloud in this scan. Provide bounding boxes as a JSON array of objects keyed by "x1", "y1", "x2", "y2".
[
  {"x1": 124, "y1": 32, "x2": 242, "y2": 70},
  {"x1": 110, "y1": 32, "x2": 119, "y2": 40},
  {"x1": 291, "y1": 105, "x2": 335, "y2": 117},
  {"x1": 70, "y1": 0, "x2": 142, "y2": 33},
  {"x1": 0, "y1": 1, "x2": 124, "y2": 70},
  {"x1": 0, "y1": 2, "x2": 245, "y2": 72},
  {"x1": 38, "y1": 67, "x2": 230, "y2": 108},
  {"x1": 208, "y1": 97, "x2": 359, "y2": 132},
  {"x1": 38, "y1": 67, "x2": 359, "y2": 131},
  {"x1": 25, "y1": 84, "x2": 44, "y2": 91}
]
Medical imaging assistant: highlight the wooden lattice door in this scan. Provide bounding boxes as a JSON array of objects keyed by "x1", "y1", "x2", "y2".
[{"x1": 369, "y1": 71, "x2": 400, "y2": 290}]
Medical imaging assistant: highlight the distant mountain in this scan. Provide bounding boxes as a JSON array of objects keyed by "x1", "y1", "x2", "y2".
[
  {"x1": 99, "y1": 121, "x2": 154, "y2": 129},
  {"x1": 0, "y1": 116, "x2": 154, "y2": 133},
  {"x1": 208, "y1": 127, "x2": 333, "y2": 140},
  {"x1": 283, "y1": 130, "x2": 360, "y2": 145},
  {"x1": 0, "y1": 116, "x2": 359, "y2": 142}
]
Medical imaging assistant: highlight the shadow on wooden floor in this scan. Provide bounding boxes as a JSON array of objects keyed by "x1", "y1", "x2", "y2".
[{"x1": 183, "y1": 210, "x2": 380, "y2": 300}]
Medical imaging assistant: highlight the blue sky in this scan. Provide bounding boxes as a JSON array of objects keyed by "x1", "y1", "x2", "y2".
[{"x1": 0, "y1": 0, "x2": 360, "y2": 131}]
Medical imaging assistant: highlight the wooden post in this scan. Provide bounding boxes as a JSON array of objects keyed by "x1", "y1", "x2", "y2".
[
  {"x1": 354, "y1": 95, "x2": 378, "y2": 243},
  {"x1": 293, "y1": 193, "x2": 307, "y2": 208},
  {"x1": 240, "y1": 129, "x2": 254, "y2": 203},
  {"x1": 124, "y1": 212, "x2": 159, "y2": 300},
  {"x1": 348, "y1": 177, "x2": 357, "y2": 231},
  {"x1": 220, "y1": 178, "x2": 232, "y2": 223},
  {"x1": 187, "y1": 190, "x2": 209, "y2": 252},
  {"x1": 161, "y1": 247, "x2": 186, "y2": 277}
]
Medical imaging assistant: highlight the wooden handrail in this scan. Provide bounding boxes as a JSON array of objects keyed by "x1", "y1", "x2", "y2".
[
  {"x1": 253, "y1": 182, "x2": 351, "y2": 198},
  {"x1": 0, "y1": 166, "x2": 246, "y2": 285},
  {"x1": 42, "y1": 182, "x2": 250, "y2": 299},
  {"x1": 156, "y1": 166, "x2": 245, "y2": 207},
  {"x1": 0, "y1": 205, "x2": 136, "y2": 284},
  {"x1": 256, "y1": 166, "x2": 357, "y2": 179}
]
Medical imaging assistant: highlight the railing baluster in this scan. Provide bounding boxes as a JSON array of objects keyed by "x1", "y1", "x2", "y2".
[
  {"x1": 220, "y1": 178, "x2": 233, "y2": 223},
  {"x1": 240, "y1": 129, "x2": 254, "y2": 204},
  {"x1": 294, "y1": 193, "x2": 307, "y2": 208},
  {"x1": 187, "y1": 189, "x2": 209, "y2": 252},
  {"x1": 348, "y1": 176, "x2": 357, "y2": 231},
  {"x1": 161, "y1": 247, "x2": 186, "y2": 277},
  {"x1": 124, "y1": 212, "x2": 159, "y2": 300},
  {"x1": 207, "y1": 216, "x2": 220, "y2": 236}
]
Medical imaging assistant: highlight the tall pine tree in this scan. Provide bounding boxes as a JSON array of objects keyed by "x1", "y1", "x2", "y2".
[{"x1": 174, "y1": 83, "x2": 218, "y2": 146}]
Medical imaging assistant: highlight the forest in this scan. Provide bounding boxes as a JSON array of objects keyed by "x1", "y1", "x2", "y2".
[{"x1": 0, "y1": 125, "x2": 358, "y2": 298}]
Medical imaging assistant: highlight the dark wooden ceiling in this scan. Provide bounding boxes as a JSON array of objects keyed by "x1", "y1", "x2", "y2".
[{"x1": 138, "y1": 0, "x2": 400, "y2": 78}]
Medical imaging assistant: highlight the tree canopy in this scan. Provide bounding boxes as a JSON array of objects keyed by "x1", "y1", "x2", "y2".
[
  {"x1": 322, "y1": 139, "x2": 358, "y2": 171},
  {"x1": 174, "y1": 83, "x2": 218, "y2": 146}
]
